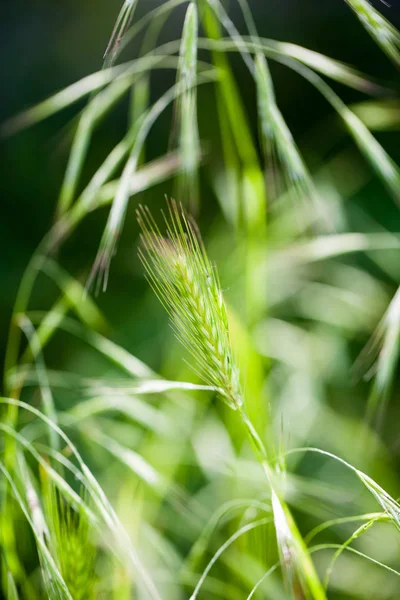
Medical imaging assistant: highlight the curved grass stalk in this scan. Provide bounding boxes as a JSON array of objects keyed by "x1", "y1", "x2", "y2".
[
  {"x1": 17, "y1": 316, "x2": 59, "y2": 452},
  {"x1": 356, "y1": 286, "x2": 400, "y2": 428},
  {"x1": 189, "y1": 517, "x2": 273, "y2": 599},
  {"x1": 246, "y1": 563, "x2": 280, "y2": 599},
  {"x1": 211, "y1": 36, "x2": 389, "y2": 94},
  {"x1": 305, "y1": 512, "x2": 388, "y2": 545},
  {"x1": 323, "y1": 516, "x2": 381, "y2": 590},
  {"x1": 183, "y1": 498, "x2": 271, "y2": 574},
  {"x1": 309, "y1": 543, "x2": 400, "y2": 582},
  {"x1": 286, "y1": 447, "x2": 400, "y2": 530}
]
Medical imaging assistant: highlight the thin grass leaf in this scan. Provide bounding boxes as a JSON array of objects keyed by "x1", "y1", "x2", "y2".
[
  {"x1": 119, "y1": 0, "x2": 186, "y2": 57},
  {"x1": 57, "y1": 76, "x2": 134, "y2": 216},
  {"x1": 24, "y1": 314, "x2": 156, "y2": 378},
  {"x1": 0, "y1": 424, "x2": 96, "y2": 523},
  {"x1": 66, "y1": 394, "x2": 174, "y2": 435},
  {"x1": 345, "y1": 0, "x2": 400, "y2": 66},
  {"x1": 176, "y1": 3, "x2": 200, "y2": 210},
  {"x1": 103, "y1": 0, "x2": 137, "y2": 68},
  {"x1": 189, "y1": 518, "x2": 272, "y2": 599},
  {"x1": 356, "y1": 287, "x2": 400, "y2": 426},
  {"x1": 197, "y1": 37, "x2": 400, "y2": 203},
  {"x1": 1, "y1": 65, "x2": 129, "y2": 136},
  {"x1": 310, "y1": 543, "x2": 400, "y2": 579},
  {"x1": 41, "y1": 259, "x2": 107, "y2": 333},
  {"x1": 96, "y1": 152, "x2": 183, "y2": 207},
  {"x1": 3, "y1": 54, "x2": 181, "y2": 138},
  {"x1": 271, "y1": 232, "x2": 400, "y2": 267},
  {"x1": 88, "y1": 73, "x2": 215, "y2": 293},
  {"x1": 275, "y1": 55, "x2": 400, "y2": 205},
  {"x1": 287, "y1": 447, "x2": 400, "y2": 531},
  {"x1": 323, "y1": 517, "x2": 379, "y2": 590},
  {"x1": 246, "y1": 563, "x2": 280, "y2": 599},
  {"x1": 128, "y1": 0, "x2": 179, "y2": 147},
  {"x1": 199, "y1": 0, "x2": 266, "y2": 235},
  {"x1": 184, "y1": 499, "x2": 271, "y2": 574},
  {"x1": 16, "y1": 316, "x2": 59, "y2": 453},
  {"x1": 210, "y1": 36, "x2": 388, "y2": 94},
  {"x1": 85, "y1": 426, "x2": 164, "y2": 490},
  {"x1": 305, "y1": 512, "x2": 388, "y2": 545},
  {"x1": 255, "y1": 52, "x2": 322, "y2": 226},
  {"x1": 55, "y1": 55, "x2": 187, "y2": 220}
]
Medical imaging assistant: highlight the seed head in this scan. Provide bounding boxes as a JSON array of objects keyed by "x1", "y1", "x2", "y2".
[{"x1": 137, "y1": 201, "x2": 242, "y2": 410}]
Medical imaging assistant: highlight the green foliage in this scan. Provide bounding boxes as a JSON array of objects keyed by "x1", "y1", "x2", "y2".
[{"x1": 2, "y1": 0, "x2": 400, "y2": 598}]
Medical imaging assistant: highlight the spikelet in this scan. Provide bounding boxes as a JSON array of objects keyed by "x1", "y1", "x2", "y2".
[{"x1": 137, "y1": 201, "x2": 242, "y2": 410}]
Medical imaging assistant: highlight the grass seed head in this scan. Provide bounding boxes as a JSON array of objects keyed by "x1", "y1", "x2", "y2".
[{"x1": 137, "y1": 201, "x2": 243, "y2": 410}]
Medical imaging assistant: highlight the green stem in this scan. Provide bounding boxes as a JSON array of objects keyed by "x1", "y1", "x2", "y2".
[{"x1": 237, "y1": 405, "x2": 326, "y2": 600}]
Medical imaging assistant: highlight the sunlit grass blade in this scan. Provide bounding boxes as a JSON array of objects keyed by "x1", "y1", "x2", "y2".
[
  {"x1": 57, "y1": 76, "x2": 134, "y2": 217},
  {"x1": 278, "y1": 56, "x2": 400, "y2": 205},
  {"x1": 323, "y1": 517, "x2": 379, "y2": 590},
  {"x1": 66, "y1": 394, "x2": 174, "y2": 435},
  {"x1": 175, "y1": 3, "x2": 200, "y2": 210},
  {"x1": 42, "y1": 259, "x2": 107, "y2": 331},
  {"x1": 199, "y1": 0, "x2": 266, "y2": 227},
  {"x1": 95, "y1": 151, "x2": 183, "y2": 207},
  {"x1": 1, "y1": 65, "x2": 128, "y2": 136},
  {"x1": 17, "y1": 315, "x2": 59, "y2": 452},
  {"x1": 214, "y1": 36, "x2": 389, "y2": 94},
  {"x1": 255, "y1": 52, "x2": 322, "y2": 227},
  {"x1": 119, "y1": 0, "x2": 186, "y2": 58},
  {"x1": 198, "y1": 37, "x2": 387, "y2": 94},
  {"x1": 271, "y1": 232, "x2": 400, "y2": 267},
  {"x1": 356, "y1": 287, "x2": 400, "y2": 426},
  {"x1": 183, "y1": 499, "x2": 271, "y2": 575},
  {"x1": 310, "y1": 543, "x2": 400, "y2": 582},
  {"x1": 6, "y1": 571, "x2": 19, "y2": 600},
  {"x1": 345, "y1": 0, "x2": 400, "y2": 66},
  {"x1": 25, "y1": 314, "x2": 156, "y2": 378},
  {"x1": 103, "y1": 0, "x2": 137, "y2": 68},
  {"x1": 199, "y1": 38, "x2": 400, "y2": 204},
  {"x1": 88, "y1": 72, "x2": 215, "y2": 294},
  {"x1": 189, "y1": 517, "x2": 272, "y2": 599},
  {"x1": 305, "y1": 512, "x2": 388, "y2": 545},
  {"x1": 288, "y1": 447, "x2": 400, "y2": 531}
]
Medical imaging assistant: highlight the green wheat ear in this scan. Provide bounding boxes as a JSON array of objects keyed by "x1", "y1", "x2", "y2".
[{"x1": 137, "y1": 200, "x2": 243, "y2": 410}]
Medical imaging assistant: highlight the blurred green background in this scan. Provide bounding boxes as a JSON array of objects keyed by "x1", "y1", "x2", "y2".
[{"x1": 3, "y1": 2, "x2": 400, "y2": 598}]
